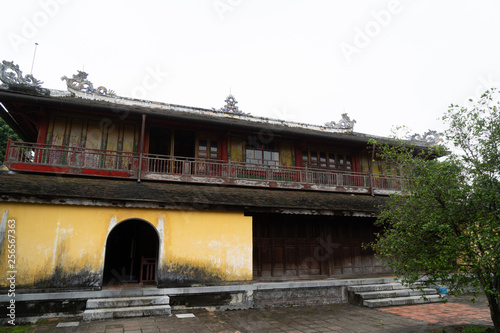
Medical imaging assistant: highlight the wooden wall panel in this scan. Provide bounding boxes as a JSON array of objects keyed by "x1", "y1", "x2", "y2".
[
  {"x1": 85, "y1": 120, "x2": 103, "y2": 149},
  {"x1": 45, "y1": 115, "x2": 140, "y2": 169},
  {"x1": 252, "y1": 215, "x2": 388, "y2": 281},
  {"x1": 106, "y1": 127, "x2": 119, "y2": 151},
  {"x1": 68, "y1": 119, "x2": 84, "y2": 147},
  {"x1": 50, "y1": 116, "x2": 68, "y2": 146},
  {"x1": 122, "y1": 124, "x2": 137, "y2": 153},
  {"x1": 359, "y1": 152, "x2": 371, "y2": 174}
]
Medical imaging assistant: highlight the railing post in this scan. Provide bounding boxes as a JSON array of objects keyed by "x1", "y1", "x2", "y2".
[
  {"x1": 5, "y1": 137, "x2": 11, "y2": 163},
  {"x1": 137, "y1": 114, "x2": 146, "y2": 183},
  {"x1": 3, "y1": 139, "x2": 397, "y2": 195},
  {"x1": 183, "y1": 161, "x2": 191, "y2": 175},
  {"x1": 369, "y1": 142, "x2": 375, "y2": 196}
]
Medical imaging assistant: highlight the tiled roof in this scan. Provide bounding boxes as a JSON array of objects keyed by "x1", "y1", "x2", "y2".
[
  {"x1": 0, "y1": 88, "x2": 434, "y2": 148},
  {"x1": 0, "y1": 171, "x2": 388, "y2": 216}
]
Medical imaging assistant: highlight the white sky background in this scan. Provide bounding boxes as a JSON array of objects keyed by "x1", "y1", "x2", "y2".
[{"x1": 2, "y1": 0, "x2": 500, "y2": 138}]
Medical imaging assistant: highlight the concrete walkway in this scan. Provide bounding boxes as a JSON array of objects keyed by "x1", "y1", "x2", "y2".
[{"x1": 2, "y1": 294, "x2": 493, "y2": 333}]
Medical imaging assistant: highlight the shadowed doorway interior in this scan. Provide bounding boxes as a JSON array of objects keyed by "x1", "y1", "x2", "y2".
[{"x1": 103, "y1": 219, "x2": 159, "y2": 287}]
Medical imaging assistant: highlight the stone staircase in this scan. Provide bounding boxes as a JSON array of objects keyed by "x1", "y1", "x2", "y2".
[
  {"x1": 83, "y1": 295, "x2": 171, "y2": 321},
  {"x1": 348, "y1": 281, "x2": 446, "y2": 308}
]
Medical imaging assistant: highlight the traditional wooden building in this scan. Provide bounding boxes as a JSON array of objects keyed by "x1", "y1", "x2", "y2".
[{"x1": 0, "y1": 61, "x2": 430, "y2": 292}]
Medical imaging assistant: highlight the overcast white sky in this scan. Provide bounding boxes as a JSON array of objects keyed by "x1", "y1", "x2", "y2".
[{"x1": 2, "y1": 0, "x2": 500, "y2": 137}]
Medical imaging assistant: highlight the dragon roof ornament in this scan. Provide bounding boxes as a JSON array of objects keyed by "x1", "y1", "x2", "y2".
[
  {"x1": 408, "y1": 130, "x2": 443, "y2": 145},
  {"x1": 61, "y1": 71, "x2": 116, "y2": 97},
  {"x1": 0, "y1": 60, "x2": 49, "y2": 95},
  {"x1": 324, "y1": 113, "x2": 356, "y2": 133}
]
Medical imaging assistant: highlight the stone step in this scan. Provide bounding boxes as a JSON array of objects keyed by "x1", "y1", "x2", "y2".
[
  {"x1": 348, "y1": 281, "x2": 447, "y2": 308},
  {"x1": 363, "y1": 294, "x2": 445, "y2": 308},
  {"x1": 357, "y1": 288, "x2": 438, "y2": 300},
  {"x1": 86, "y1": 296, "x2": 170, "y2": 309},
  {"x1": 83, "y1": 304, "x2": 171, "y2": 321},
  {"x1": 347, "y1": 282, "x2": 406, "y2": 293}
]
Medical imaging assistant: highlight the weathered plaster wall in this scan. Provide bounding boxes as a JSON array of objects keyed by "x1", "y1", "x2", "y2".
[
  {"x1": 159, "y1": 211, "x2": 253, "y2": 286},
  {"x1": 0, "y1": 203, "x2": 252, "y2": 290},
  {"x1": 46, "y1": 114, "x2": 139, "y2": 153}
]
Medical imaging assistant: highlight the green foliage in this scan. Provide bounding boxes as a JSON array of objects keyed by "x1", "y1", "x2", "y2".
[
  {"x1": 0, "y1": 326, "x2": 32, "y2": 332},
  {"x1": 462, "y1": 327, "x2": 491, "y2": 333},
  {"x1": 0, "y1": 117, "x2": 21, "y2": 163},
  {"x1": 370, "y1": 89, "x2": 500, "y2": 332}
]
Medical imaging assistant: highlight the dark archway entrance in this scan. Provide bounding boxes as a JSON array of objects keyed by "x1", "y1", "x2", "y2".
[{"x1": 103, "y1": 219, "x2": 159, "y2": 287}]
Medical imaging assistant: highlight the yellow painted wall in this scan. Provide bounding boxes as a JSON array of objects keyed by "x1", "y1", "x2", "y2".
[
  {"x1": 359, "y1": 153, "x2": 371, "y2": 174},
  {"x1": 359, "y1": 152, "x2": 385, "y2": 175},
  {"x1": 163, "y1": 211, "x2": 253, "y2": 283},
  {"x1": 279, "y1": 141, "x2": 293, "y2": 167},
  {"x1": 0, "y1": 203, "x2": 252, "y2": 289},
  {"x1": 230, "y1": 137, "x2": 244, "y2": 162}
]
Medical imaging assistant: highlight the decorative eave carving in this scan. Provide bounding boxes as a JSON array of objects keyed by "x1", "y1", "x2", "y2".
[
  {"x1": 61, "y1": 71, "x2": 116, "y2": 97},
  {"x1": 408, "y1": 130, "x2": 443, "y2": 145},
  {"x1": 0, "y1": 60, "x2": 49, "y2": 95},
  {"x1": 324, "y1": 113, "x2": 356, "y2": 133}
]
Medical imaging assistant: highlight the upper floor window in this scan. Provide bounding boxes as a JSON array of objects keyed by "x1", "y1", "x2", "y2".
[
  {"x1": 302, "y1": 148, "x2": 352, "y2": 171},
  {"x1": 198, "y1": 139, "x2": 219, "y2": 159},
  {"x1": 246, "y1": 142, "x2": 280, "y2": 168}
]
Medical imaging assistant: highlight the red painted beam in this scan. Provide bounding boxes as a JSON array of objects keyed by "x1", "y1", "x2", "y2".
[
  {"x1": 7, "y1": 163, "x2": 134, "y2": 179},
  {"x1": 7, "y1": 164, "x2": 71, "y2": 173},
  {"x1": 81, "y1": 169, "x2": 134, "y2": 178}
]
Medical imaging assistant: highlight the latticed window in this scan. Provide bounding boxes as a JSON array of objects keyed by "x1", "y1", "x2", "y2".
[
  {"x1": 198, "y1": 139, "x2": 219, "y2": 159},
  {"x1": 246, "y1": 149, "x2": 280, "y2": 167},
  {"x1": 302, "y1": 149, "x2": 352, "y2": 170},
  {"x1": 245, "y1": 142, "x2": 280, "y2": 168}
]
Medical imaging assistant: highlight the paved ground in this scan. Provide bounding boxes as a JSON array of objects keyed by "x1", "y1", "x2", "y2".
[{"x1": 0, "y1": 294, "x2": 493, "y2": 333}]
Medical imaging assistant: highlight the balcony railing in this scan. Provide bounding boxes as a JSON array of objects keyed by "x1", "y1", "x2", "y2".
[{"x1": 4, "y1": 140, "x2": 404, "y2": 195}]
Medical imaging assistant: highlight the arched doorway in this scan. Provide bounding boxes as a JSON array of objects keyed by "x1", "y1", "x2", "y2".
[{"x1": 103, "y1": 219, "x2": 159, "y2": 287}]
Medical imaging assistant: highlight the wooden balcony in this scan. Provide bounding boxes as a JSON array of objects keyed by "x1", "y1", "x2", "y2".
[{"x1": 4, "y1": 140, "x2": 404, "y2": 195}]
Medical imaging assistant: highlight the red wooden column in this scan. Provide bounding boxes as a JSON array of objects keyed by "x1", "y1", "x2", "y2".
[
  {"x1": 137, "y1": 114, "x2": 146, "y2": 182},
  {"x1": 294, "y1": 143, "x2": 305, "y2": 182},
  {"x1": 221, "y1": 131, "x2": 229, "y2": 161},
  {"x1": 36, "y1": 109, "x2": 50, "y2": 144},
  {"x1": 352, "y1": 150, "x2": 362, "y2": 187}
]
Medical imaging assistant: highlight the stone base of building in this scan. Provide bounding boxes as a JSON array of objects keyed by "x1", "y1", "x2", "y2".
[{"x1": 0, "y1": 277, "x2": 399, "y2": 324}]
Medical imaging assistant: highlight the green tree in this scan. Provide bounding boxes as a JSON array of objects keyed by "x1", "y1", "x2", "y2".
[
  {"x1": 0, "y1": 117, "x2": 21, "y2": 163},
  {"x1": 370, "y1": 89, "x2": 500, "y2": 332}
]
